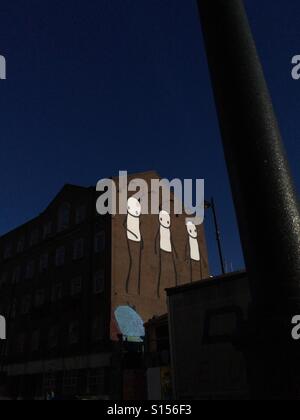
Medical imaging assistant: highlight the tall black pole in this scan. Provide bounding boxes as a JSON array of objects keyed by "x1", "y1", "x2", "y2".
[
  {"x1": 197, "y1": 0, "x2": 300, "y2": 399},
  {"x1": 211, "y1": 198, "x2": 226, "y2": 275}
]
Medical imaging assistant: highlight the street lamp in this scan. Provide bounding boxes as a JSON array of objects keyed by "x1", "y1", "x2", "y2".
[{"x1": 205, "y1": 198, "x2": 226, "y2": 275}]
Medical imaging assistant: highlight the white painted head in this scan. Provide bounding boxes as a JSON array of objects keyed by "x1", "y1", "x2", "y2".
[
  {"x1": 186, "y1": 221, "x2": 198, "y2": 239},
  {"x1": 159, "y1": 210, "x2": 171, "y2": 229},
  {"x1": 127, "y1": 197, "x2": 142, "y2": 217}
]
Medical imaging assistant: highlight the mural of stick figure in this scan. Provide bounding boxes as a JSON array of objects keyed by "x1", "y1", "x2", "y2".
[
  {"x1": 155, "y1": 210, "x2": 178, "y2": 297},
  {"x1": 124, "y1": 197, "x2": 143, "y2": 294},
  {"x1": 185, "y1": 221, "x2": 203, "y2": 282}
]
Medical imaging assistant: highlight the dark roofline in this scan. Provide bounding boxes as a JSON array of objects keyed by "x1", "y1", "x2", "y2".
[
  {"x1": 166, "y1": 270, "x2": 247, "y2": 296},
  {"x1": 144, "y1": 313, "x2": 168, "y2": 327},
  {"x1": 112, "y1": 170, "x2": 159, "y2": 179},
  {"x1": 0, "y1": 171, "x2": 162, "y2": 240},
  {"x1": 43, "y1": 184, "x2": 92, "y2": 213},
  {"x1": 0, "y1": 184, "x2": 92, "y2": 240}
]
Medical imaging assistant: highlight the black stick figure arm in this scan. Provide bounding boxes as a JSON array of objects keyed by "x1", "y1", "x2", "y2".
[
  {"x1": 155, "y1": 229, "x2": 160, "y2": 255},
  {"x1": 185, "y1": 240, "x2": 189, "y2": 261},
  {"x1": 141, "y1": 235, "x2": 144, "y2": 250},
  {"x1": 140, "y1": 221, "x2": 144, "y2": 249},
  {"x1": 128, "y1": 229, "x2": 139, "y2": 240},
  {"x1": 171, "y1": 236, "x2": 178, "y2": 259},
  {"x1": 123, "y1": 217, "x2": 139, "y2": 240}
]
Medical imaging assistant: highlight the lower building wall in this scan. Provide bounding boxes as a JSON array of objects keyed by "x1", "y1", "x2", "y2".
[
  {"x1": 147, "y1": 366, "x2": 172, "y2": 400},
  {"x1": 123, "y1": 369, "x2": 147, "y2": 400},
  {"x1": 4, "y1": 353, "x2": 111, "y2": 400},
  {"x1": 6, "y1": 368, "x2": 110, "y2": 400}
]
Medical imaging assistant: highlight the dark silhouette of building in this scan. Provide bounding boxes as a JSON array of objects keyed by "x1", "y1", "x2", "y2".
[
  {"x1": 0, "y1": 172, "x2": 209, "y2": 399},
  {"x1": 0, "y1": 184, "x2": 111, "y2": 399}
]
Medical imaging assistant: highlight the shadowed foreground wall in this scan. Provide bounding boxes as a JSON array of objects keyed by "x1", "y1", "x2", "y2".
[{"x1": 168, "y1": 271, "x2": 250, "y2": 400}]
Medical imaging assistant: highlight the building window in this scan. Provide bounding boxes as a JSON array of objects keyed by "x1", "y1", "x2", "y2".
[
  {"x1": 43, "y1": 222, "x2": 52, "y2": 239},
  {"x1": 75, "y1": 205, "x2": 86, "y2": 225},
  {"x1": 21, "y1": 296, "x2": 31, "y2": 315},
  {"x1": 35, "y1": 289, "x2": 45, "y2": 307},
  {"x1": 16, "y1": 334, "x2": 25, "y2": 354},
  {"x1": 51, "y1": 282, "x2": 63, "y2": 302},
  {"x1": 58, "y1": 203, "x2": 70, "y2": 232},
  {"x1": 31, "y1": 330, "x2": 40, "y2": 352},
  {"x1": 44, "y1": 373, "x2": 56, "y2": 393},
  {"x1": 29, "y1": 229, "x2": 39, "y2": 247},
  {"x1": 0, "y1": 304, "x2": 7, "y2": 319},
  {"x1": 69, "y1": 323, "x2": 79, "y2": 345},
  {"x1": 95, "y1": 232, "x2": 105, "y2": 253},
  {"x1": 55, "y1": 246, "x2": 65, "y2": 267},
  {"x1": 92, "y1": 317, "x2": 104, "y2": 342},
  {"x1": 0, "y1": 272, "x2": 8, "y2": 287},
  {"x1": 88, "y1": 369, "x2": 105, "y2": 396},
  {"x1": 25, "y1": 261, "x2": 35, "y2": 280},
  {"x1": 11, "y1": 300, "x2": 17, "y2": 319},
  {"x1": 39, "y1": 253, "x2": 49, "y2": 272},
  {"x1": 0, "y1": 302, "x2": 5, "y2": 315},
  {"x1": 73, "y1": 238, "x2": 84, "y2": 260},
  {"x1": 63, "y1": 371, "x2": 78, "y2": 396},
  {"x1": 12, "y1": 267, "x2": 21, "y2": 284},
  {"x1": 48, "y1": 326, "x2": 59, "y2": 349},
  {"x1": 3, "y1": 243, "x2": 12, "y2": 260},
  {"x1": 71, "y1": 277, "x2": 82, "y2": 296},
  {"x1": 17, "y1": 238, "x2": 25, "y2": 254},
  {"x1": 2, "y1": 341, "x2": 8, "y2": 357},
  {"x1": 94, "y1": 270, "x2": 105, "y2": 294}
]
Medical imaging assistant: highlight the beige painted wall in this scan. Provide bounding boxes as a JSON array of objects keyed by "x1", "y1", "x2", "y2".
[{"x1": 110, "y1": 172, "x2": 209, "y2": 338}]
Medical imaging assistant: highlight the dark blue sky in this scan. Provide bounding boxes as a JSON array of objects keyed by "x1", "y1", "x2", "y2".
[{"x1": 0, "y1": 0, "x2": 299, "y2": 275}]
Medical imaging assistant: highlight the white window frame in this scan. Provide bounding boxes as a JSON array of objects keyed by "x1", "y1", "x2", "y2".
[
  {"x1": 21, "y1": 295, "x2": 31, "y2": 315},
  {"x1": 12, "y1": 267, "x2": 21, "y2": 284},
  {"x1": 94, "y1": 270, "x2": 105, "y2": 294},
  {"x1": 29, "y1": 229, "x2": 39, "y2": 247},
  {"x1": 51, "y1": 282, "x2": 63, "y2": 302},
  {"x1": 95, "y1": 231, "x2": 105, "y2": 253},
  {"x1": 35, "y1": 289, "x2": 45, "y2": 307},
  {"x1": 69, "y1": 323, "x2": 79, "y2": 345},
  {"x1": 43, "y1": 222, "x2": 52, "y2": 239},
  {"x1": 39, "y1": 253, "x2": 49, "y2": 272},
  {"x1": 73, "y1": 238, "x2": 84, "y2": 260},
  {"x1": 75, "y1": 205, "x2": 86, "y2": 225},
  {"x1": 58, "y1": 203, "x2": 71, "y2": 232},
  {"x1": 31, "y1": 330, "x2": 40, "y2": 352},
  {"x1": 3, "y1": 243, "x2": 12, "y2": 260},
  {"x1": 17, "y1": 238, "x2": 25, "y2": 254},
  {"x1": 55, "y1": 246, "x2": 65, "y2": 267},
  {"x1": 25, "y1": 261, "x2": 35, "y2": 280},
  {"x1": 71, "y1": 277, "x2": 82, "y2": 296}
]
